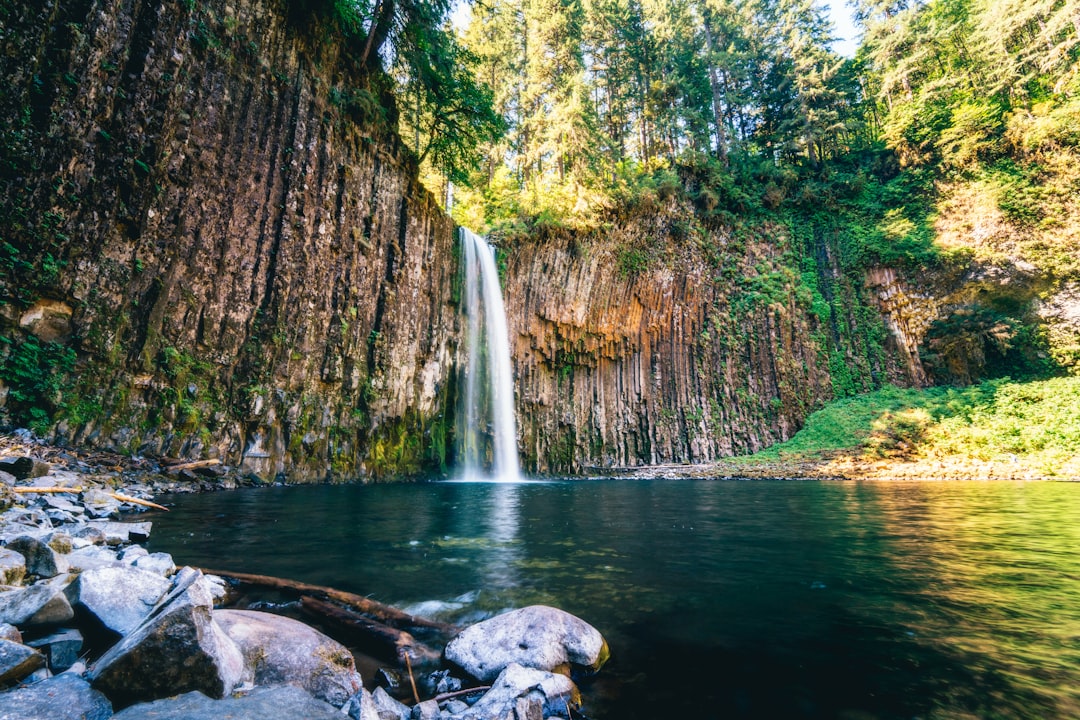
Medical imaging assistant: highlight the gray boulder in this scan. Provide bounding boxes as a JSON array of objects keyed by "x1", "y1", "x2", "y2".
[
  {"x1": 410, "y1": 699, "x2": 440, "y2": 720},
  {"x1": 0, "y1": 547, "x2": 26, "y2": 585},
  {"x1": 444, "y1": 605, "x2": 609, "y2": 683},
  {"x1": 66, "y1": 545, "x2": 121, "y2": 571},
  {"x1": 89, "y1": 568, "x2": 244, "y2": 705},
  {"x1": 133, "y1": 552, "x2": 177, "y2": 577},
  {"x1": 0, "y1": 574, "x2": 75, "y2": 626},
  {"x1": 0, "y1": 456, "x2": 50, "y2": 480},
  {"x1": 110, "y1": 686, "x2": 343, "y2": 720},
  {"x1": 5, "y1": 535, "x2": 69, "y2": 578},
  {"x1": 26, "y1": 628, "x2": 83, "y2": 672},
  {"x1": 457, "y1": 663, "x2": 580, "y2": 720},
  {"x1": 370, "y1": 686, "x2": 412, "y2": 720},
  {"x1": 215, "y1": 609, "x2": 362, "y2": 706},
  {"x1": 117, "y1": 546, "x2": 149, "y2": 562},
  {"x1": 65, "y1": 565, "x2": 171, "y2": 636},
  {"x1": 85, "y1": 520, "x2": 152, "y2": 544},
  {"x1": 0, "y1": 672, "x2": 112, "y2": 720},
  {"x1": 0, "y1": 622, "x2": 21, "y2": 642},
  {"x1": 342, "y1": 688, "x2": 383, "y2": 720},
  {"x1": 0, "y1": 638, "x2": 45, "y2": 683},
  {"x1": 70, "y1": 524, "x2": 107, "y2": 545},
  {"x1": 81, "y1": 489, "x2": 121, "y2": 519}
]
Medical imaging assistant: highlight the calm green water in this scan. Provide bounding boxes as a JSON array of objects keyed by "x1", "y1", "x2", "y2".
[{"x1": 147, "y1": 479, "x2": 1080, "y2": 719}]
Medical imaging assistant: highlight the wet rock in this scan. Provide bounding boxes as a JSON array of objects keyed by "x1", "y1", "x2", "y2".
[
  {"x1": 457, "y1": 663, "x2": 580, "y2": 720},
  {"x1": 42, "y1": 495, "x2": 84, "y2": 516},
  {"x1": 410, "y1": 698, "x2": 440, "y2": 720},
  {"x1": 0, "y1": 484, "x2": 15, "y2": 513},
  {"x1": 5, "y1": 535, "x2": 69, "y2": 578},
  {"x1": 0, "y1": 456, "x2": 51, "y2": 481},
  {"x1": 65, "y1": 565, "x2": 171, "y2": 637},
  {"x1": 67, "y1": 545, "x2": 121, "y2": 571},
  {"x1": 0, "y1": 622, "x2": 21, "y2": 642},
  {"x1": 38, "y1": 470, "x2": 84, "y2": 489},
  {"x1": 443, "y1": 699, "x2": 469, "y2": 714},
  {"x1": 215, "y1": 609, "x2": 362, "y2": 706},
  {"x1": 19, "y1": 299, "x2": 74, "y2": 343},
  {"x1": 424, "y1": 668, "x2": 462, "y2": 696},
  {"x1": 109, "y1": 685, "x2": 343, "y2": 720},
  {"x1": 0, "y1": 638, "x2": 45, "y2": 683},
  {"x1": 370, "y1": 686, "x2": 412, "y2": 720},
  {"x1": 342, "y1": 688, "x2": 383, "y2": 720},
  {"x1": 117, "y1": 546, "x2": 149, "y2": 562},
  {"x1": 0, "y1": 547, "x2": 27, "y2": 585},
  {"x1": 133, "y1": 552, "x2": 177, "y2": 577},
  {"x1": 70, "y1": 525, "x2": 107, "y2": 545},
  {"x1": 89, "y1": 568, "x2": 244, "y2": 705},
  {"x1": 444, "y1": 605, "x2": 609, "y2": 682},
  {"x1": 81, "y1": 490, "x2": 120, "y2": 519},
  {"x1": 0, "y1": 575, "x2": 75, "y2": 626},
  {"x1": 0, "y1": 672, "x2": 112, "y2": 720},
  {"x1": 86, "y1": 520, "x2": 152, "y2": 544},
  {"x1": 26, "y1": 628, "x2": 83, "y2": 672}
]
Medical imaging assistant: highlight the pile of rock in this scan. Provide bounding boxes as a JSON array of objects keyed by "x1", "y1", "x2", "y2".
[{"x1": 0, "y1": 450, "x2": 611, "y2": 720}]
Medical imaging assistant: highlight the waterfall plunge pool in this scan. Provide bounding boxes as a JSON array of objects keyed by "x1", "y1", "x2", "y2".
[{"x1": 145, "y1": 478, "x2": 1080, "y2": 719}]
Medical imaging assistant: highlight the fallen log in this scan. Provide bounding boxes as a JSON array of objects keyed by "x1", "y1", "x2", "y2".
[
  {"x1": 165, "y1": 458, "x2": 221, "y2": 472},
  {"x1": 197, "y1": 568, "x2": 458, "y2": 634},
  {"x1": 299, "y1": 595, "x2": 442, "y2": 667}
]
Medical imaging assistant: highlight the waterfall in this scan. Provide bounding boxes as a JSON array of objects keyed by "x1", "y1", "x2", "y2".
[{"x1": 457, "y1": 228, "x2": 521, "y2": 482}]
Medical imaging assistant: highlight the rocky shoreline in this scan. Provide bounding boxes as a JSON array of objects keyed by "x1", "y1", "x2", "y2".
[{"x1": 0, "y1": 435, "x2": 609, "y2": 720}]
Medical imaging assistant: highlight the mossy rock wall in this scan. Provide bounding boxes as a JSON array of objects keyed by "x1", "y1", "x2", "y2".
[{"x1": 0, "y1": 0, "x2": 459, "y2": 480}]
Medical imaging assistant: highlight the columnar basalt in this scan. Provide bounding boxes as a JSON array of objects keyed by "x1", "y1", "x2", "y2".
[
  {"x1": 500, "y1": 210, "x2": 892, "y2": 473},
  {"x1": 0, "y1": 0, "x2": 458, "y2": 479}
]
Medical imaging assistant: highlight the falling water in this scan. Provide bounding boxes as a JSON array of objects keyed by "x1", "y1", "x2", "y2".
[{"x1": 457, "y1": 228, "x2": 521, "y2": 482}]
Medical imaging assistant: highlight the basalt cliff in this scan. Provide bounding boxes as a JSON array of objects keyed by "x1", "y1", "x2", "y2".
[{"x1": 1, "y1": 0, "x2": 1075, "y2": 478}]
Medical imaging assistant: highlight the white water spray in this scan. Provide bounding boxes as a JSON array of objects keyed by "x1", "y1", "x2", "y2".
[{"x1": 457, "y1": 228, "x2": 521, "y2": 482}]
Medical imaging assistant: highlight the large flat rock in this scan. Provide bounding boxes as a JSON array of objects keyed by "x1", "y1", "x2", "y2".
[{"x1": 65, "y1": 565, "x2": 171, "y2": 637}]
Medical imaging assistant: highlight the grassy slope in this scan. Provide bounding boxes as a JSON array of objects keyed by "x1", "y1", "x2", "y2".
[{"x1": 711, "y1": 376, "x2": 1080, "y2": 480}]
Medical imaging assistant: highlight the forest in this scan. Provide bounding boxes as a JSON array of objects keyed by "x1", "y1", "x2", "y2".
[{"x1": 338, "y1": 0, "x2": 1079, "y2": 271}]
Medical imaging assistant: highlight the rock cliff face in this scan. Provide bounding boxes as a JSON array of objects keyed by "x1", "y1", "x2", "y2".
[
  {"x1": 3, "y1": 1, "x2": 1070, "y2": 479},
  {"x1": 0, "y1": 0, "x2": 458, "y2": 479},
  {"x1": 501, "y1": 210, "x2": 890, "y2": 473}
]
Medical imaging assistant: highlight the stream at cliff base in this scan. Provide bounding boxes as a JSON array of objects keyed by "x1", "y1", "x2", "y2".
[{"x1": 146, "y1": 479, "x2": 1080, "y2": 719}]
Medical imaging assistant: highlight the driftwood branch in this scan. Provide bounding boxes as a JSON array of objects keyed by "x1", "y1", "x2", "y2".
[
  {"x1": 299, "y1": 595, "x2": 441, "y2": 667},
  {"x1": 108, "y1": 493, "x2": 169, "y2": 511},
  {"x1": 433, "y1": 686, "x2": 492, "y2": 702},
  {"x1": 198, "y1": 568, "x2": 458, "y2": 634}
]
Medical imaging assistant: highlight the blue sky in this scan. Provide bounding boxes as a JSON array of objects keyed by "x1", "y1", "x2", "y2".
[{"x1": 826, "y1": 0, "x2": 860, "y2": 57}]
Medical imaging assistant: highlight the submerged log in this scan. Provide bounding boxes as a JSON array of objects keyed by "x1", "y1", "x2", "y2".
[
  {"x1": 299, "y1": 595, "x2": 441, "y2": 667},
  {"x1": 197, "y1": 568, "x2": 458, "y2": 634}
]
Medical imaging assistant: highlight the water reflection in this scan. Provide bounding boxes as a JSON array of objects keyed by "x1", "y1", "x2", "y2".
[{"x1": 148, "y1": 480, "x2": 1080, "y2": 719}]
